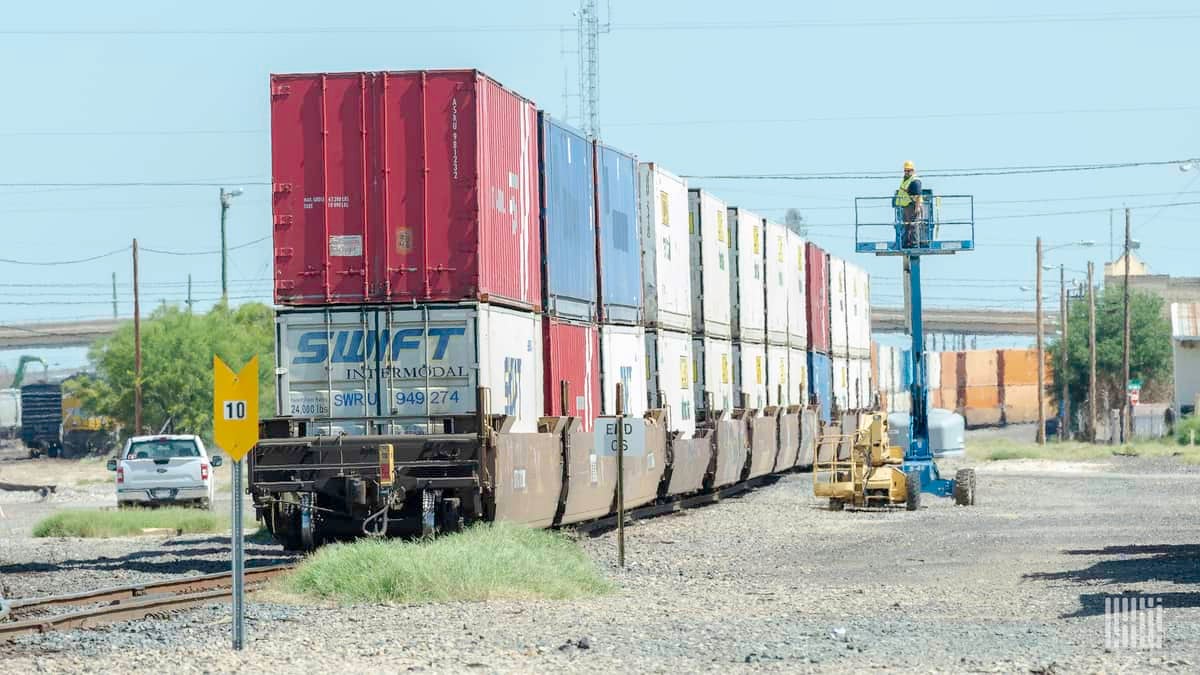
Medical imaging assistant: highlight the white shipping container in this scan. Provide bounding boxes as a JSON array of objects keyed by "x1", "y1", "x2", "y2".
[
  {"x1": 786, "y1": 230, "x2": 808, "y2": 347},
  {"x1": 926, "y1": 351, "x2": 940, "y2": 395},
  {"x1": 275, "y1": 304, "x2": 544, "y2": 434},
  {"x1": 833, "y1": 354, "x2": 851, "y2": 412},
  {"x1": 727, "y1": 207, "x2": 766, "y2": 343},
  {"x1": 0, "y1": 388, "x2": 20, "y2": 431},
  {"x1": 788, "y1": 347, "x2": 808, "y2": 407},
  {"x1": 688, "y1": 190, "x2": 732, "y2": 337},
  {"x1": 693, "y1": 336, "x2": 734, "y2": 415},
  {"x1": 852, "y1": 357, "x2": 873, "y2": 409},
  {"x1": 891, "y1": 391, "x2": 912, "y2": 414},
  {"x1": 847, "y1": 263, "x2": 871, "y2": 357},
  {"x1": 877, "y1": 345, "x2": 894, "y2": 396},
  {"x1": 600, "y1": 324, "x2": 648, "y2": 418},
  {"x1": 639, "y1": 163, "x2": 692, "y2": 331},
  {"x1": 828, "y1": 256, "x2": 849, "y2": 357},
  {"x1": 733, "y1": 341, "x2": 768, "y2": 410},
  {"x1": 766, "y1": 343, "x2": 790, "y2": 406},
  {"x1": 645, "y1": 329, "x2": 696, "y2": 438},
  {"x1": 764, "y1": 219, "x2": 789, "y2": 346}
]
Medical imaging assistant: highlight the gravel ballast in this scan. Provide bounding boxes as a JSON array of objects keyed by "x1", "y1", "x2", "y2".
[{"x1": 2, "y1": 455, "x2": 1198, "y2": 672}]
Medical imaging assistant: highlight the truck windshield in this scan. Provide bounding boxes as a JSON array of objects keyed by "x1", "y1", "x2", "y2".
[{"x1": 127, "y1": 439, "x2": 200, "y2": 460}]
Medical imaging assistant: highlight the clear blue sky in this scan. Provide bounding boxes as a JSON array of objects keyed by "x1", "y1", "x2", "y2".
[{"x1": 2, "y1": 1, "x2": 1198, "y2": 369}]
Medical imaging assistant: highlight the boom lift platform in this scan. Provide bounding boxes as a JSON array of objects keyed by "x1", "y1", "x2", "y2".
[{"x1": 815, "y1": 191, "x2": 977, "y2": 509}]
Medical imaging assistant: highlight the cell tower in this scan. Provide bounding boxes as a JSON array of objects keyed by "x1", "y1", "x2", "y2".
[{"x1": 575, "y1": 0, "x2": 610, "y2": 139}]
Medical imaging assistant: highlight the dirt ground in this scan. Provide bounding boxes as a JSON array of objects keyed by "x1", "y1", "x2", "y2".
[{"x1": 1, "y1": 440, "x2": 1199, "y2": 672}]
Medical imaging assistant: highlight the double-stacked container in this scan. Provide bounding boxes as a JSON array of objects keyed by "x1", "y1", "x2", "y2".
[
  {"x1": 641, "y1": 163, "x2": 695, "y2": 437},
  {"x1": 763, "y1": 219, "x2": 790, "y2": 406},
  {"x1": 828, "y1": 256, "x2": 851, "y2": 411},
  {"x1": 728, "y1": 207, "x2": 766, "y2": 409},
  {"x1": 538, "y1": 114, "x2": 601, "y2": 430},
  {"x1": 595, "y1": 141, "x2": 646, "y2": 418},
  {"x1": 805, "y1": 242, "x2": 832, "y2": 421},
  {"x1": 689, "y1": 190, "x2": 735, "y2": 417},
  {"x1": 845, "y1": 262, "x2": 872, "y2": 409},
  {"x1": 271, "y1": 69, "x2": 547, "y2": 433},
  {"x1": 786, "y1": 231, "x2": 809, "y2": 408}
]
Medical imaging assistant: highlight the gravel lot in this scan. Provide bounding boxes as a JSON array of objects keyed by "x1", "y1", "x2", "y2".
[{"x1": 2, "y1": 446, "x2": 1199, "y2": 673}]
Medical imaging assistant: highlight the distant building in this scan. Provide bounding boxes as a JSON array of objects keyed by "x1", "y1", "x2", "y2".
[
  {"x1": 1105, "y1": 253, "x2": 1200, "y2": 319},
  {"x1": 1171, "y1": 303, "x2": 1200, "y2": 416},
  {"x1": 1104, "y1": 251, "x2": 1150, "y2": 277}
]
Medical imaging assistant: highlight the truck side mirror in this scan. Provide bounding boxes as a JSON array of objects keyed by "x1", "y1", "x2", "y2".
[
  {"x1": 210, "y1": 455, "x2": 224, "y2": 468},
  {"x1": 106, "y1": 459, "x2": 117, "y2": 471}
]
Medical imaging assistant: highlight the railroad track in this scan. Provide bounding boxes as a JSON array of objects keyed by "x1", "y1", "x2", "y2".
[{"x1": 0, "y1": 564, "x2": 294, "y2": 640}]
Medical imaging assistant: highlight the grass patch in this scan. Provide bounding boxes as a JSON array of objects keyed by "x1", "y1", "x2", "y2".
[
  {"x1": 282, "y1": 522, "x2": 611, "y2": 604},
  {"x1": 75, "y1": 478, "x2": 112, "y2": 487},
  {"x1": 966, "y1": 438, "x2": 1200, "y2": 464},
  {"x1": 33, "y1": 507, "x2": 222, "y2": 538}
]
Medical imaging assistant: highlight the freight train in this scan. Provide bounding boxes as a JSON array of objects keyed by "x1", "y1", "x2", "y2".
[{"x1": 251, "y1": 69, "x2": 878, "y2": 548}]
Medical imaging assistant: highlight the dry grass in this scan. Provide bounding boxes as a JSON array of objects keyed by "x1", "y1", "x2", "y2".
[{"x1": 966, "y1": 438, "x2": 1200, "y2": 464}]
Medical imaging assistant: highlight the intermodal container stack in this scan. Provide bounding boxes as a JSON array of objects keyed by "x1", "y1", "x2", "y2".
[
  {"x1": 688, "y1": 190, "x2": 735, "y2": 416},
  {"x1": 763, "y1": 218, "x2": 792, "y2": 406},
  {"x1": 846, "y1": 262, "x2": 872, "y2": 409},
  {"x1": 270, "y1": 69, "x2": 547, "y2": 434},
  {"x1": 725, "y1": 207, "x2": 767, "y2": 410},
  {"x1": 641, "y1": 163, "x2": 695, "y2": 437},
  {"x1": 539, "y1": 114, "x2": 601, "y2": 431},
  {"x1": 786, "y1": 230, "x2": 809, "y2": 408},
  {"x1": 595, "y1": 141, "x2": 647, "y2": 419},
  {"x1": 805, "y1": 242, "x2": 833, "y2": 421},
  {"x1": 963, "y1": 349, "x2": 1000, "y2": 428}
]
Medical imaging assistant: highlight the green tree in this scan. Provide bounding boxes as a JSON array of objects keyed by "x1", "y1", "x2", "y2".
[
  {"x1": 66, "y1": 301, "x2": 274, "y2": 441},
  {"x1": 1047, "y1": 286, "x2": 1172, "y2": 432}
]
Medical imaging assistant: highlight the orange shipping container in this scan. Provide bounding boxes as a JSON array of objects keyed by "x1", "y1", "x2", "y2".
[
  {"x1": 964, "y1": 350, "x2": 999, "y2": 387},
  {"x1": 965, "y1": 385, "x2": 1000, "y2": 408},
  {"x1": 1001, "y1": 349, "x2": 1042, "y2": 387},
  {"x1": 940, "y1": 387, "x2": 960, "y2": 411},
  {"x1": 940, "y1": 351, "x2": 959, "y2": 391},
  {"x1": 1003, "y1": 384, "x2": 1047, "y2": 424},
  {"x1": 965, "y1": 407, "x2": 1003, "y2": 428},
  {"x1": 930, "y1": 389, "x2": 942, "y2": 408}
]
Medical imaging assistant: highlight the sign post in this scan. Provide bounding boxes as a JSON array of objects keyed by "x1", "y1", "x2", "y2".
[
  {"x1": 213, "y1": 355, "x2": 260, "y2": 651},
  {"x1": 1128, "y1": 379, "x2": 1142, "y2": 407}
]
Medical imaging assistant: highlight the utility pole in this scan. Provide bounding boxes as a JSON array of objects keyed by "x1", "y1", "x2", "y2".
[
  {"x1": 1088, "y1": 261, "x2": 1097, "y2": 443},
  {"x1": 219, "y1": 187, "x2": 243, "y2": 301},
  {"x1": 132, "y1": 239, "x2": 143, "y2": 435},
  {"x1": 1035, "y1": 237, "x2": 1045, "y2": 444},
  {"x1": 1060, "y1": 264, "x2": 1069, "y2": 441},
  {"x1": 186, "y1": 274, "x2": 194, "y2": 313},
  {"x1": 1121, "y1": 208, "x2": 1132, "y2": 443},
  {"x1": 111, "y1": 272, "x2": 118, "y2": 319}
]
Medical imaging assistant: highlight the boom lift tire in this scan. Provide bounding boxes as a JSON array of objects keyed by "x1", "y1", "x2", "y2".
[
  {"x1": 905, "y1": 471, "x2": 921, "y2": 511},
  {"x1": 953, "y1": 468, "x2": 977, "y2": 506}
]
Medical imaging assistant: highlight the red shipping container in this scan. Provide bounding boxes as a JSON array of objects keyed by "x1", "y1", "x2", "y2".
[
  {"x1": 543, "y1": 318, "x2": 600, "y2": 432},
  {"x1": 271, "y1": 70, "x2": 541, "y2": 309},
  {"x1": 805, "y1": 242, "x2": 831, "y2": 353}
]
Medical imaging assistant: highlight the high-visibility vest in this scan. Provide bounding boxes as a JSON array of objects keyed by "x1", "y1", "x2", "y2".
[{"x1": 895, "y1": 175, "x2": 920, "y2": 208}]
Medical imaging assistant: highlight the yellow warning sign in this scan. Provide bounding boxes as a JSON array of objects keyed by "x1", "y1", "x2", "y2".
[{"x1": 213, "y1": 355, "x2": 260, "y2": 462}]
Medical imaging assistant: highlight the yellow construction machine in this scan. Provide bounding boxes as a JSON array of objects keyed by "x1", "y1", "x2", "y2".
[{"x1": 813, "y1": 412, "x2": 973, "y2": 511}]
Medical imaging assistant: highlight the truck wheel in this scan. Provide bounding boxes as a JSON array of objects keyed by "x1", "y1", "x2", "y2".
[
  {"x1": 905, "y1": 472, "x2": 921, "y2": 511},
  {"x1": 829, "y1": 498, "x2": 845, "y2": 512},
  {"x1": 46, "y1": 445, "x2": 59, "y2": 459}
]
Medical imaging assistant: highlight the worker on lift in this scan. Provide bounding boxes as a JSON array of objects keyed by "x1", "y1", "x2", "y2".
[{"x1": 894, "y1": 160, "x2": 923, "y2": 248}]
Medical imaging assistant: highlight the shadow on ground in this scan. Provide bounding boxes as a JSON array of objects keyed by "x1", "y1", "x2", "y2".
[
  {"x1": 1025, "y1": 544, "x2": 1200, "y2": 617},
  {"x1": 0, "y1": 538, "x2": 297, "y2": 577}
]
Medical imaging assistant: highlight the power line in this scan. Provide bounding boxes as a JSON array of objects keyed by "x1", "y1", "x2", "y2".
[
  {"x1": 0, "y1": 129, "x2": 265, "y2": 138},
  {"x1": 141, "y1": 236, "x2": 270, "y2": 256},
  {"x1": 0, "y1": 246, "x2": 130, "y2": 266},
  {"x1": 0, "y1": 181, "x2": 271, "y2": 188},
  {"x1": 686, "y1": 159, "x2": 1192, "y2": 181}
]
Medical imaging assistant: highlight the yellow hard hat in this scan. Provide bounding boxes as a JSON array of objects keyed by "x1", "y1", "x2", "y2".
[{"x1": 903, "y1": 160, "x2": 915, "y2": 171}]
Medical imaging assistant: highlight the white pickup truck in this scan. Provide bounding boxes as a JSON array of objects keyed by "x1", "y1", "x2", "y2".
[{"x1": 107, "y1": 435, "x2": 223, "y2": 509}]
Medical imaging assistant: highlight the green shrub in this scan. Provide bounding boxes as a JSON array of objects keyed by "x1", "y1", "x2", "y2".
[
  {"x1": 283, "y1": 522, "x2": 611, "y2": 604},
  {"x1": 33, "y1": 508, "x2": 221, "y2": 538},
  {"x1": 1176, "y1": 416, "x2": 1200, "y2": 446}
]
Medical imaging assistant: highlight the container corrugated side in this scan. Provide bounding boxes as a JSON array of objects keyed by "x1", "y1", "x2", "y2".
[
  {"x1": 852, "y1": 356, "x2": 872, "y2": 409},
  {"x1": 688, "y1": 190, "x2": 732, "y2": 337},
  {"x1": 764, "y1": 220, "x2": 790, "y2": 346},
  {"x1": 274, "y1": 303, "x2": 543, "y2": 434},
  {"x1": 594, "y1": 142, "x2": 642, "y2": 325},
  {"x1": 639, "y1": 164, "x2": 692, "y2": 331},
  {"x1": 270, "y1": 70, "x2": 541, "y2": 310},
  {"x1": 543, "y1": 317, "x2": 600, "y2": 431},
  {"x1": 964, "y1": 349, "x2": 999, "y2": 387},
  {"x1": 728, "y1": 208, "x2": 766, "y2": 343},
  {"x1": 733, "y1": 341, "x2": 767, "y2": 409},
  {"x1": 694, "y1": 336, "x2": 734, "y2": 415},
  {"x1": 766, "y1": 343, "x2": 790, "y2": 405},
  {"x1": 846, "y1": 263, "x2": 871, "y2": 358},
  {"x1": 538, "y1": 114, "x2": 597, "y2": 321},
  {"x1": 600, "y1": 323, "x2": 647, "y2": 417},
  {"x1": 645, "y1": 329, "x2": 696, "y2": 437},
  {"x1": 786, "y1": 231, "x2": 808, "y2": 347},
  {"x1": 829, "y1": 256, "x2": 849, "y2": 357},
  {"x1": 832, "y1": 354, "x2": 851, "y2": 412},
  {"x1": 788, "y1": 347, "x2": 808, "y2": 407},
  {"x1": 805, "y1": 243, "x2": 831, "y2": 353},
  {"x1": 808, "y1": 351, "x2": 833, "y2": 422}
]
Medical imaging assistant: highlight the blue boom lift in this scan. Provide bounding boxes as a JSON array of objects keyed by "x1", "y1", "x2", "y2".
[{"x1": 853, "y1": 189, "x2": 977, "y2": 504}]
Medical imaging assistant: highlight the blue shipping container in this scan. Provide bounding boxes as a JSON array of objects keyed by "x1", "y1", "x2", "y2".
[
  {"x1": 538, "y1": 113, "x2": 597, "y2": 321},
  {"x1": 594, "y1": 142, "x2": 642, "y2": 325},
  {"x1": 808, "y1": 351, "x2": 833, "y2": 423}
]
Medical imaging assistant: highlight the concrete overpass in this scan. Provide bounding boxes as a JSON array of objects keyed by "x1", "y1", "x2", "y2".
[
  {"x1": 1, "y1": 308, "x2": 1059, "y2": 351},
  {"x1": 0, "y1": 319, "x2": 124, "y2": 350}
]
